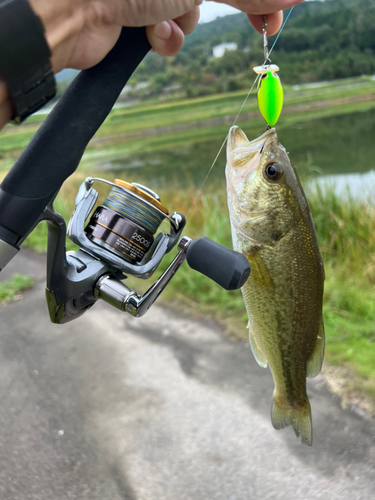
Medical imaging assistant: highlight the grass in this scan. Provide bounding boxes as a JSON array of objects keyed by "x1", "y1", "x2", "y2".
[
  {"x1": 23, "y1": 176, "x2": 375, "y2": 405},
  {"x1": 0, "y1": 274, "x2": 34, "y2": 303},
  {"x1": 2, "y1": 74, "x2": 375, "y2": 410},
  {"x1": 134, "y1": 184, "x2": 375, "y2": 405},
  {"x1": 308, "y1": 185, "x2": 375, "y2": 400}
]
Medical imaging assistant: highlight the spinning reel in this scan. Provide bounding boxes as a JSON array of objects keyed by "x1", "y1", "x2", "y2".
[
  {"x1": 0, "y1": 28, "x2": 250, "y2": 324},
  {"x1": 44, "y1": 176, "x2": 250, "y2": 324}
]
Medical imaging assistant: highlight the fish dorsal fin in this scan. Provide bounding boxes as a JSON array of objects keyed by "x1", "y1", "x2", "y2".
[
  {"x1": 307, "y1": 317, "x2": 325, "y2": 379},
  {"x1": 227, "y1": 126, "x2": 249, "y2": 152},
  {"x1": 248, "y1": 324, "x2": 268, "y2": 368},
  {"x1": 243, "y1": 250, "x2": 273, "y2": 290}
]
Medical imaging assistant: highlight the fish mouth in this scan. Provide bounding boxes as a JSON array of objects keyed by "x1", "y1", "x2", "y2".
[
  {"x1": 248, "y1": 127, "x2": 278, "y2": 152},
  {"x1": 227, "y1": 126, "x2": 278, "y2": 169}
]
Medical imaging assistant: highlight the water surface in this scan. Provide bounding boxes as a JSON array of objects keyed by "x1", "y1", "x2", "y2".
[{"x1": 102, "y1": 109, "x2": 375, "y2": 197}]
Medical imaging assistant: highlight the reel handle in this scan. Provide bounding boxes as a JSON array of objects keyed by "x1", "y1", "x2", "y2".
[
  {"x1": 94, "y1": 236, "x2": 250, "y2": 319},
  {"x1": 185, "y1": 237, "x2": 250, "y2": 290}
]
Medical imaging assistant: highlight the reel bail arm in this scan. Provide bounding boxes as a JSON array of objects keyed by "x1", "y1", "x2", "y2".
[{"x1": 95, "y1": 237, "x2": 192, "y2": 317}]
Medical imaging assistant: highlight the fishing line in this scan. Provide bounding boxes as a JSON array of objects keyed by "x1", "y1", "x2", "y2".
[
  {"x1": 85, "y1": 179, "x2": 169, "y2": 264},
  {"x1": 186, "y1": 75, "x2": 260, "y2": 217},
  {"x1": 104, "y1": 185, "x2": 164, "y2": 234},
  {"x1": 186, "y1": 6, "x2": 295, "y2": 217},
  {"x1": 268, "y1": 6, "x2": 295, "y2": 59}
]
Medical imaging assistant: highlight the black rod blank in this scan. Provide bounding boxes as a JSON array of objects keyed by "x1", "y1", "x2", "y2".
[{"x1": 0, "y1": 28, "x2": 150, "y2": 245}]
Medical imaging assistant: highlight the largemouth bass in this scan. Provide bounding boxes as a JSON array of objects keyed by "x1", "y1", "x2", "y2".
[{"x1": 226, "y1": 126, "x2": 325, "y2": 446}]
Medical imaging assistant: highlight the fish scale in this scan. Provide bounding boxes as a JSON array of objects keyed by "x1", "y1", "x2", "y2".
[{"x1": 226, "y1": 126, "x2": 325, "y2": 446}]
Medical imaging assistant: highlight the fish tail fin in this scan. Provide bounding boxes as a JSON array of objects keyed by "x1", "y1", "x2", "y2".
[{"x1": 271, "y1": 393, "x2": 313, "y2": 446}]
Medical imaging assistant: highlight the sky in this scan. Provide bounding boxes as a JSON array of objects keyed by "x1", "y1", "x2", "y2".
[
  {"x1": 199, "y1": 0, "x2": 318, "y2": 23},
  {"x1": 199, "y1": 1, "x2": 240, "y2": 23}
]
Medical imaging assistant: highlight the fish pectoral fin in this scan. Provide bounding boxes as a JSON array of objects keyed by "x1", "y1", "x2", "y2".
[
  {"x1": 307, "y1": 318, "x2": 325, "y2": 379},
  {"x1": 232, "y1": 222, "x2": 270, "y2": 248},
  {"x1": 243, "y1": 250, "x2": 273, "y2": 290},
  {"x1": 271, "y1": 393, "x2": 312, "y2": 446},
  {"x1": 248, "y1": 325, "x2": 268, "y2": 368}
]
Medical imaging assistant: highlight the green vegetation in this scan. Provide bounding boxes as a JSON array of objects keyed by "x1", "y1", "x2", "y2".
[
  {"x1": 310, "y1": 187, "x2": 375, "y2": 399},
  {"x1": 1, "y1": 75, "x2": 373, "y2": 174},
  {"x1": 2, "y1": 74, "x2": 372, "y2": 407},
  {"x1": 21, "y1": 176, "x2": 375, "y2": 404},
  {"x1": 0, "y1": 274, "x2": 34, "y2": 303},
  {"x1": 128, "y1": 0, "x2": 375, "y2": 100},
  {"x1": 159, "y1": 185, "x2": 375, "y2": 402}
]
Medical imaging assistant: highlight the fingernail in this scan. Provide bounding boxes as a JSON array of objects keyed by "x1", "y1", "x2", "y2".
[{"x1": 154, "y1": 21, "x2": 172, "y2": 40}]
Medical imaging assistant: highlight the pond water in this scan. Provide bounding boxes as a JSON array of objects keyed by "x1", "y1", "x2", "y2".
[
  {"x1": 308, "y1": 170, "x2": 375, "y2": 203},
  {"x1": 104, "y1": 108, "x2": 375, "y2": 198}
]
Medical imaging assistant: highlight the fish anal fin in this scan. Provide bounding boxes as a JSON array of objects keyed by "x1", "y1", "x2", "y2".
[
  {"x1": 307, "y1": 318, "x2": 325, "y2": 379},
  {"x1": 243, "y1": 250, "x2": 273, "y2": 290},
  {"x1": 271, "y1": 393, "x2": 313, "y2": 446},
  {"x1": 248, "y1": 324, "x2": 268, "y2": 368}
]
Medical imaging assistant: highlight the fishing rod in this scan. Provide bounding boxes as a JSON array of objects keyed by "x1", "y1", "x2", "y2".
[{"x1": 0, "y1": 27, "x2": 250, "y2": 324}]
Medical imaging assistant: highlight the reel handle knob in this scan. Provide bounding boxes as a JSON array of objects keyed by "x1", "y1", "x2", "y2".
[{"x1": 185, "y1": 237, "x2": 250, "y2": 291}]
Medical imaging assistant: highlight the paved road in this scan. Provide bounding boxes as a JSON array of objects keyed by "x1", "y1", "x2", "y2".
[{"x1": 0, "y1": 249, "x2": 374, "y2": 500}]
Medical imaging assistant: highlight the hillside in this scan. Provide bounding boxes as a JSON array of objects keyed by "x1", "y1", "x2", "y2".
[{"x1": 123, "y1": 0, "x2": 375, "y2": 101}]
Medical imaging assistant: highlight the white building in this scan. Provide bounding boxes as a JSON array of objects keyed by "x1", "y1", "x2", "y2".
[{"x1": 212, "y1": 42, "x2": 238, "y2": 58}]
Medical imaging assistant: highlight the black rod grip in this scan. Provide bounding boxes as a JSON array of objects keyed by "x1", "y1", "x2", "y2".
[
  {"x1": 186, "y1": 237, "x2": 250, "y2": 291},
  {"x1": 0, "y1": 27, "x2": 150, "y2": 245}
]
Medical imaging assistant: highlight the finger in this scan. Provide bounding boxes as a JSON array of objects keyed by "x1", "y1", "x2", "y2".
[
  {"x1": 146, "y1": 20, "x2": 185, "y2": 57},
  {"x1": 247, "y1": 11, "x2": 283, "y2": 36},
  {"x1": 173, "y1": 6, "x2": 200, "y2": 35},
  {"x1": 122, "y1": 0, "x2": 202, "y2": 26},
  {"x1": 212, "y1": 1, "x2": 304, "y2": 16}
]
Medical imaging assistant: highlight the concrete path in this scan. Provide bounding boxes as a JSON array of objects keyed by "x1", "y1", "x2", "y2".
[{"x1": 0, "y1": 249, "x2": 374, "y2": 500}]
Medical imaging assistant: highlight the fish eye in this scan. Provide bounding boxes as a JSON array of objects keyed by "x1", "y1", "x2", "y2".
[{"x1": 264, "y1": 162, "x2": 283, "y2": 181}]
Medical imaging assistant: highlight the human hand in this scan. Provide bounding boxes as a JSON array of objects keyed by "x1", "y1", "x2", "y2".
[
  {"x1": 0, "y1": 0, "x2": 304, "y2": 128},
  {"x1": 28, "y1": 0, "x2": 202, "y2": 73},
  {"x1": 29, "y1": 0, "x2": 305, "y2": 73},
  {"x1": 213, "y1": 1, "x2": 304, "y2": 36}
]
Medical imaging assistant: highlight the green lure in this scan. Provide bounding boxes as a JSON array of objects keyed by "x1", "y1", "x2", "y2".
[{"x1": 253, "y1": 65, "x2": 283, "y2": 127}]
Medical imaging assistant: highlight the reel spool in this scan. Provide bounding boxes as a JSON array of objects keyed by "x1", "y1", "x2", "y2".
[
  {"x1": 85, "y1": 180, "x2": 169, "y2": 265},
  {"x1": 67, "y1": 177, "x2": 185, "y2": 280}
]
